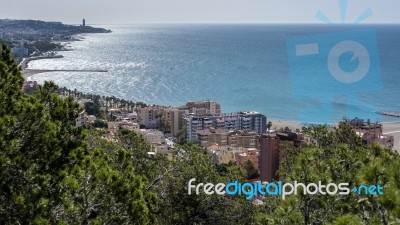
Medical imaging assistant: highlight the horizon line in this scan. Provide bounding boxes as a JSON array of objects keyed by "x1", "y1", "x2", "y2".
[{"x1": 2, "y1": 18, "x2": 400, "y2": 26}]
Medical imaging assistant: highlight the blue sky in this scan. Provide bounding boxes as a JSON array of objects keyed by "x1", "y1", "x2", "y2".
[{"x1": 2, "y1": 0, "x2": 400, "y2": 24}]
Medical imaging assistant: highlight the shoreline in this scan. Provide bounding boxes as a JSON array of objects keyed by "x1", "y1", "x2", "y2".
[
  {"x1": 21, "y1": 55, "x2": 65, "y2": 78},
  {"x1": 268, "y1": 118, "x2": 400, "y2": 130},
  {"x1": 21, "y1": 40, "x2": 108, "y2": 79},
  {"x1": 21, "y1": 55, "x2": 63, "y2": 71},
  {"x1": 268, "y1": 119, "x2": 302, "y2": 131},
  {"x1": 16, "y1": 29, "x2": 399, "y2": 151},
  {"x1": 268, "y1": 118, "x2": 399, "y2": 151},
  {"x1": 21, "y1": 34, "x2": 88, "y2": 78}
]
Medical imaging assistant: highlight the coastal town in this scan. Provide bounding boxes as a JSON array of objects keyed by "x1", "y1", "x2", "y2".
[
  {"x1": 2, "y1": 11, "x2": 400, "y2": 223},
  {"x1": 8, "y1": 18, "x2": 399, "y2": 185},
  {"x1": 0, "y1": 19, "x2": 110, "y2": 63},
  {"x1": 35, "y1": 88, "x2": 398, "y2": 184}
]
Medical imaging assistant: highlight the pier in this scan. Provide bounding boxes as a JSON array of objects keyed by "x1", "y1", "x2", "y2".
[
  {"x1": 20, "y1": 55, "x2": 108, "y2": 78},
  {"x1": 23, "y1": 69, "x2": 108, "y2": 78},
  {"x1": 377, "y1": 111, "x2": 400, "y2": 118}
]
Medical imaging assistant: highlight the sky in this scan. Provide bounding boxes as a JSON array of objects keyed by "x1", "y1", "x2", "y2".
[{"x1": 1, "y1": 0, "x2": 400, "y2": 24}]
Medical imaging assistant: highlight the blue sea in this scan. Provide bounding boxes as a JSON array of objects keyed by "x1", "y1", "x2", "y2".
[{"x1": 28, "y1": 24, "x2": 400, "y2": 123}]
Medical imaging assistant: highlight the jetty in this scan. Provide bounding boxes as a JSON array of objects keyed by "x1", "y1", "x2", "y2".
[
  {"x1": 20, "y1": 55, "x2": 108, "y2": 78},
  {"x1": 23, "y1": 69, "x2": 108, "y2": 77},
  {"x1": 377, "y1": 111, "x2": 400, "y2": 118}
]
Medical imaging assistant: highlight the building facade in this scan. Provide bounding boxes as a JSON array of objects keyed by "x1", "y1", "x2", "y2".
[
  {"x1": 185, "y1": 111, "x2": 267, "y2": 142},
  {"x1": 163, "y1": 108, "x2": 180, "y2": 136},
  {"x1": 227, "y1": 132, "x2": 261, "y2": 149},
  {"x1": 259, "y1": 134, "x2": 280, "y2": 182},
  {"x1": 181, "y1": 100, "x2": 221, "y2": 115},
  {"x1": 196, "y1": 127, "x2": 229, "y2": 147},
  {"x1": 137, "y1": 106, "x2": 164, "y2": 128}
]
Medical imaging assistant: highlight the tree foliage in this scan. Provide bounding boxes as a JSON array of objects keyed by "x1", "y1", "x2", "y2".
[
  {"x1": 256, "y1": 123, "x2": 400, "y2": 225},
  {"x1": 84, "y1": 101, "x2": 101, "y2": 117},
  {"x1": 0, "y1": 43, "x2": 86, "y2": 223},
  {"x1": 0, "y1": 45, "x2": 254, "y2": 223},
  {"x1": 155, "y1": 144, "x2": 255, "y2": 224},
  {"x1": 2, "y1": 43, "x2": 399, "y2": 224},
  {"x1": 243, "y1": 159, "x2": 259, "y2": 180}
]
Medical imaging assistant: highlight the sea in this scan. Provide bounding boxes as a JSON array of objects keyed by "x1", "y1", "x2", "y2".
[{"x1": 27, "y1": 24, "x2": 400, "y2": 124}]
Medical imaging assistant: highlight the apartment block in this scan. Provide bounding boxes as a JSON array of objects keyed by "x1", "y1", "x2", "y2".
[
  {"x1": 238, "y1": 111, "x2": 267, "y2": 134},
  {"x1": 259, "y1": 131, "x2": 308, "y2": 182},
  {"x1": 137, "y1": 105, "x2": 187, "y2": 135},
  {"x1": 196, "y1": 127, "x2": 229, "y2": 147},
  {"x1": 259, "y1": 134, "x2": 280, "y2": 182},
  {"x1": 227, "y1": 132, "x2": 261, "y2": 149},
  {"x1": 180, "y1": 100, "x2": 221, "y2": 115},
  {"x1": 137, "y1": 106, "x2": 163, "y2": 128},
  {"x1": 185, "y1": 111, "x2": 267, "y2": 142},
  {"x1": 163, "y1": 108, "x2": 180, "y2": 136},
  {"x1": 185, "y1": 115, "x2": 214, "y2": 141}
]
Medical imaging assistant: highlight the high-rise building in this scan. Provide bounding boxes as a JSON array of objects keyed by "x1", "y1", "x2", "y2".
[
  {"x1": 259, "y1": 132, "x2": 307, "y2": 182},
  {"x1": 185, "y1": 115, "x2": 214, "y2": 141},
  {"x1": 259, "y1": 134, "x2": 280, "y2": 182},
  {"x1": 185, "y1": 111, "x2": 267, "y2": 142},
  {"x1": 163, "y1": 108, "x2": 180, "y2": 136},
  {"x1": 238, "y1": 111, "x2": 267, "y2": 134}
]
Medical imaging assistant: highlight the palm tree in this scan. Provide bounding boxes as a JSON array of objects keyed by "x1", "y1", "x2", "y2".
[{"x1": 267, "y1": 121, "x2": 273, "y2": 131}]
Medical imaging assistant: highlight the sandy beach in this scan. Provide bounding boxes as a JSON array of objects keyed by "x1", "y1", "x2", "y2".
[
  {"x1": 20, "y1": 54, "x2": 400, "y2": 152},
  {"x1": 20, "y1": 55, "x2": 108, "y2": 79},
  {"x1": 268, "y1": 119, "x2": 302, "y2": 131},
  {"x1": 20, "y1": 55, "x2": 63, "y2": 78}
]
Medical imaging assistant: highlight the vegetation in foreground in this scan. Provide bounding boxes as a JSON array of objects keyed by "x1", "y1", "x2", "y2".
[{"x1": 0, "y1": 44, "x2": 399, "y2": 224}]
